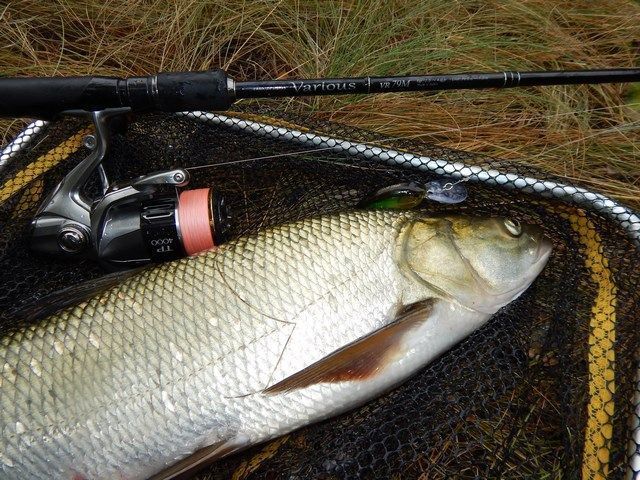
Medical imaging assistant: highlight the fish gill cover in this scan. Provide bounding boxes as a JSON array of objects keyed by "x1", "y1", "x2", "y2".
[{"x1": 0, "y1": 109, "x2": 639, "y2": 479}]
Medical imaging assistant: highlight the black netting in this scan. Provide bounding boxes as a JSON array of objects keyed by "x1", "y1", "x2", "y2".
[{"x1": 0, "y1": 108, "x2": 638, "y2": 479}]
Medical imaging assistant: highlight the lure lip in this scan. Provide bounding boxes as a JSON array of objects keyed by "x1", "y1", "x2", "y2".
[{"x1": 425, "y1": 179, "x2": 468, "y2": 204}]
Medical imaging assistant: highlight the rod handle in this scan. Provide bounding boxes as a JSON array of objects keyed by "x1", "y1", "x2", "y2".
[{"x1": 0, "y1": 69, "x2": 234, "y2": 118}]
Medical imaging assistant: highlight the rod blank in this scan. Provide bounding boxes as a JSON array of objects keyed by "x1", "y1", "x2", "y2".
[
  {"x1": 0, "y1": 68, "x2": 638, "y2": 118},
  {"x1": 235, "y1": 69, "x2": 640, "y2": 98}
]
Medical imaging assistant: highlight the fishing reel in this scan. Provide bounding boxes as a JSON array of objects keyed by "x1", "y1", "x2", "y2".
[{"x1": 29, "y1": 109, "x2": 230, "y2": 270}]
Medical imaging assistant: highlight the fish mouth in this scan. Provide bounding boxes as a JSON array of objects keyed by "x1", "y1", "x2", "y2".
[
  {"x1": 460, "y1": 224, "x2": 553, "y2": 313},
  {"x1": 495, "y1": 226, "x2": 552, "y2": 303},
  {"x1": 535, "y1": 236, "x2": 553, "y2": 264},
  {"x1": 524, "y1": 224, "x2": 553, "y2": 266}
]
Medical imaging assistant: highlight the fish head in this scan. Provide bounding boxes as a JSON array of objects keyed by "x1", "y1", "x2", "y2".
[{"x1": 400, "y1": 215, "x2": 552, "y2": 314}]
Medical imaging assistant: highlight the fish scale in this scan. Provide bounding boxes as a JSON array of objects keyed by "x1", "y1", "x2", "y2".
[{"x1": 0, "y1": 210, "x2": 550, "y2": 479}]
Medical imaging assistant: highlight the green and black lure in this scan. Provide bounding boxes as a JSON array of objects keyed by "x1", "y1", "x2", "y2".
[{"x1": 360, "y1": 179, "x2": 468, "y2": 209}]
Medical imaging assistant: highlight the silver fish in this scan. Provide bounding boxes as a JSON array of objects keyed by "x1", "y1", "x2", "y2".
[{"x1": 0, "y1": 210, "x2": 551, "y2": 479}]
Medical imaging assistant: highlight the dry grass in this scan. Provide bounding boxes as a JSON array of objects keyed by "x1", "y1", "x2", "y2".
[{"x1": 0, "y1": 0, "x2": 639, "y2": 205}]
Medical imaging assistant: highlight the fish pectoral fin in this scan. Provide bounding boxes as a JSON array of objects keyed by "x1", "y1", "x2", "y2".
[
  {"x1": 149, "y1": 435, "x2": 249, "y2": 480},
  {"x1": 264, "y1": 298, "x2": 436, "y2": 394}
]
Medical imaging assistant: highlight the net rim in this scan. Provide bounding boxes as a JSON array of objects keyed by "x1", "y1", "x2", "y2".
[{"x1": 3, "y1": 111, "x2": 640, "y2": 477}]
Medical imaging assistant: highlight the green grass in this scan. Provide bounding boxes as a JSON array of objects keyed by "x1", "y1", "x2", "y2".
[{"x1": 0, "y1": 0, "x2": 638, "y2": 205}]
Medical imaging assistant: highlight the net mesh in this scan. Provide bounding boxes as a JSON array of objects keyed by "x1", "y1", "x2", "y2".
[{"x1": 0, "y1": 108, "x2": 638, "y2": 479}]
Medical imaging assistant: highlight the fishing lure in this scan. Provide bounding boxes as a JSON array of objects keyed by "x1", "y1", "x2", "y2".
[{"x1": 360, "y1": 179, "x2": 468, "y2": 210}]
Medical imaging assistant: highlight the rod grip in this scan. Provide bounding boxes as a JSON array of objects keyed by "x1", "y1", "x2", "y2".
[
  {"x1": 0, "y1": 69, "x2": 234, "y2": 118},
  {"x1": 152, "y1": 70, "x2": 234, "y2": 112},
  {"x1": 0, "y1": 76, "x2": 117, "y2": 118}
]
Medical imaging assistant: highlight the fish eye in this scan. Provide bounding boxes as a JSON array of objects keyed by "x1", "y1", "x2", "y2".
[{"x1": 504, "y1": 219, "x2": 522, "y2": 237}]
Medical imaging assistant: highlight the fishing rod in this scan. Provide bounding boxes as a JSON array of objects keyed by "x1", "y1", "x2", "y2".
[
  {"x1": 0, "y1": 68, "x2": 639, "y2": 118},
  {"x1": 1, "y1": 67, "x2": 638, "y2": 269}
]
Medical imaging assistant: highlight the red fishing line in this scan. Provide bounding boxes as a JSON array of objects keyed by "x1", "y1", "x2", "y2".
[{"x1": 178, "y1": 188, "x2": 215, "y2": 255}]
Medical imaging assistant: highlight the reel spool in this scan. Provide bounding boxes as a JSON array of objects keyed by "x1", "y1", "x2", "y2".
[{"x1": 90, "y1": 183, "x2": 230, "y2": 269}]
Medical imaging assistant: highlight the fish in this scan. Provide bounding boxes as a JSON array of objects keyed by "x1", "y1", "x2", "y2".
[{"x1": 0, "y1": 210, "x2": 552, "y2": 479}]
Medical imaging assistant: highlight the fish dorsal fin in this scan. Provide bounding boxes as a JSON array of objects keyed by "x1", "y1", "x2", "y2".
[
  {"x1": 149, "y1": 436, "x2": 248, "y2": 480},
  {"x1": 9, "y1": 268, "x2": 145, "y2": 324},
  {"x1": 264, "y1": 299, "x2": 436, "y2": 394}
]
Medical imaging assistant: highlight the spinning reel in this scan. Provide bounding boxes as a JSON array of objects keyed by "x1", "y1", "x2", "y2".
[{"x1": 29, "y1": 109, "x2": 230, "y2": 270}]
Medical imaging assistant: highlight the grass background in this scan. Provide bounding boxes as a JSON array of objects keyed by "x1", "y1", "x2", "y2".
[{"x1": 0, "y1": 0, "x2": 638, "y2": 206}]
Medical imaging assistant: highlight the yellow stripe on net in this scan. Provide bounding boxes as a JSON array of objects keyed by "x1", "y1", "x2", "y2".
[
  {"x1": 231, "y1": 435, "x2": 290, "y2": 480},
  {"x1": 563, "y1": 210, "x2": 616, "y2": 480},
  {"x1": 10, "y1": 178, "x2": 44, "y2": 220},
  {"x1": 0, "y1": 128, "x2": 91, "y2": 205}
]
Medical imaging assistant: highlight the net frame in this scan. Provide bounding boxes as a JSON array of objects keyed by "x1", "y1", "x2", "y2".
[{"x1": 1, "y1": 111, "x2": 639, "y2": 479}]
